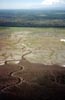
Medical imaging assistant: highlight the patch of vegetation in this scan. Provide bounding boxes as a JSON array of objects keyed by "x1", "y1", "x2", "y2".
[{"x1": 0, "y1": 10, "x2": 65, "y2": 27}]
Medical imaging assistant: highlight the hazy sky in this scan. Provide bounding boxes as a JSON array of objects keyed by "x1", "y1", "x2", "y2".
[{"x1": 0, "y1": 0, "x2": 65, "y2": 9}]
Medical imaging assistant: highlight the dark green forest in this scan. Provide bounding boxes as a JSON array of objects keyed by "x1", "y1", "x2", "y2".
[{"x1": 0, "y1": 10, "x2": 65, "y2": 27}]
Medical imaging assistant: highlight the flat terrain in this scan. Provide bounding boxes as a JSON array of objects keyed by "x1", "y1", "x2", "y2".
[
  {"x1": 0, "y1": 57, "x2": 65, "y2": 100},
  {"x1": 0, "y1": 27, "x2": 65, "y2": 64},
  {"x1": 0, "y1": 27, "x2": 65, "y2": 100},
  {"x1": 0, "y1": 10, "x2": 65, "y2": 27}
]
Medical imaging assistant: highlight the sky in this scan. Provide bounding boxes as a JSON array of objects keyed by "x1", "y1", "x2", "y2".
[{"x1": 0, "y1": 0, "x2": 65, "y2": 9}]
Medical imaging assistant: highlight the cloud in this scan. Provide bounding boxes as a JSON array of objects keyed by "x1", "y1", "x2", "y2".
[{"x1": 41, "y1": 0, "x2": 65, "y2": 6}]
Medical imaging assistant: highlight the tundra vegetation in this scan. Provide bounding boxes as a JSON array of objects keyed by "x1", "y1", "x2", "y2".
[{"x1": 0, "y1": 10, "x2": 65, "y2": 100}]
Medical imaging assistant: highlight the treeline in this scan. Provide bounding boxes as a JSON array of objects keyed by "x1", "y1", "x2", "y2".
[{"x1": 0, "y1": 21, "x2": 65, "y2": 27}]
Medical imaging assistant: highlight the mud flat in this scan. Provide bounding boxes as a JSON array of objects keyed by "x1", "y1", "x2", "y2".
[
  {"x1": 0, "y1": 58, "x2": 65, "y2": 100},
  {"x1": 0, "y1": 27, "x2": 65, "y2": 65},
  {"x1": 0, "y1": 27, "x2": 65, "y2": 100}
]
